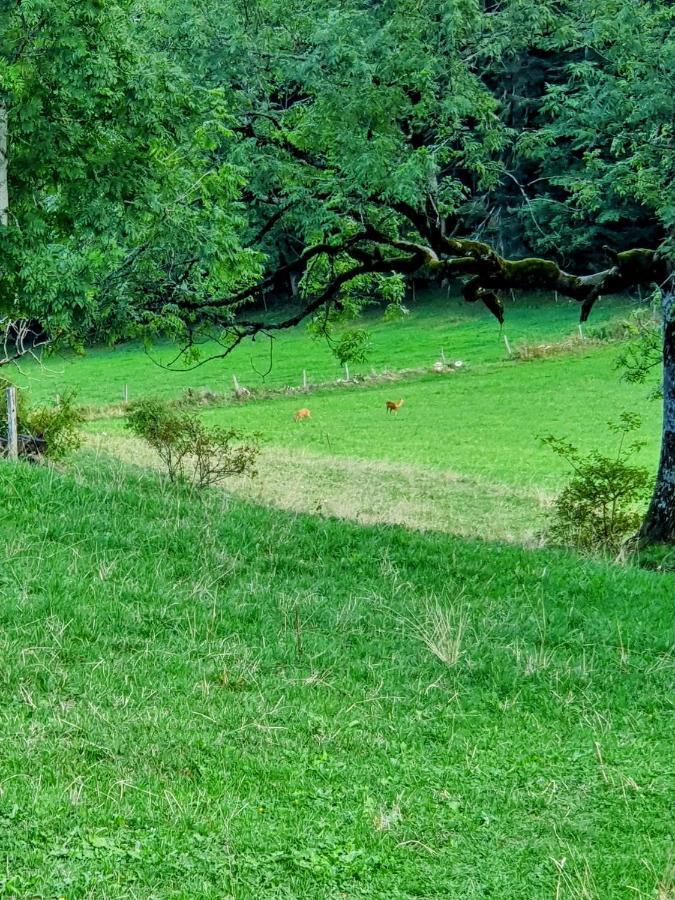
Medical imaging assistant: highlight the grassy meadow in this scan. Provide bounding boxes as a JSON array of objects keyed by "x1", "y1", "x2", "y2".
[
  {"x1": 2, "y1": 291, "x2": 673, "y2": 897},
  {"x1": 0, "y1": 458, "x2": 673, "y2": 898},
  {"x1": 64, "y1": 291, "x2": 661, "y2": 542},
  {"x1": 15, "y1": 291, "x2": 633, "y2": 407}
]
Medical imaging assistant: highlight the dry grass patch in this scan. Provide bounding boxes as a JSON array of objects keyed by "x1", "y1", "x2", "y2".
[
  {"x1": 405, "y1": 598, "x2": 467, "y2": 668},
  {"x1": 86, "y1": 433, "x2": 552, "y2": 544}
]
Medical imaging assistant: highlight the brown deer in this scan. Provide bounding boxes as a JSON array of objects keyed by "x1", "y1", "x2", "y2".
[
  {"x1": 294, "y1": 407, "x2": 311, "y2": 422},
  {"x1": 386, "y1": 399, "x2": 405, "y2": 414}
]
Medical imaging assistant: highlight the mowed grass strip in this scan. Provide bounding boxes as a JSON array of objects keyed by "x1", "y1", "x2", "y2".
[
  {"x1": 0, "y1": 458, "x2": 672, "y2": 898},
  {"x1": 87, "y1": 434, "x2": 552, "y2": 543}
]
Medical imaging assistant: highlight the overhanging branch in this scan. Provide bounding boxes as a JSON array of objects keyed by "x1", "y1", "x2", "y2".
[
  {"x1": 154, "y1": 196, "x2": 668, "y2": 364},
  {"x1": 0, "y1": 319, "x2": 50, "y2": 368}
]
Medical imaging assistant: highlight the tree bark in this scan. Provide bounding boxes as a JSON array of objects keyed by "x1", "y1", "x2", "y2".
[
  {"x1": 640, "y1": 287, "x2": 675, "y2": 544},
  {"x1": 0, "y1": 102, "x2": 7, "y2": 227}
]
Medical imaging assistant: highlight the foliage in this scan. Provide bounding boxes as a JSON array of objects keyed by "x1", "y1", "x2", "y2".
[
  {"x1": 615, "y1": 291, "x2": 664, "y2": 394},
  {"x1": 0, "y1": 0, "x2": 253, "y2": 347},
  {"x1": 0, "y1": 378, "x2": 82, "y2": 459},
  {"x1": 542, "y1": 413, "x2": 653, "y2": 554},
  {"x1": 2, "y1": 0, "x2": 671, "y2": 353},
  {"x1": 23, "y1": 390, "x2": 83, "y2": 459},
  {"x1": 126, "y1": 397, "x2": 258, "y2": 487},
  {"x1": 534, "y1": 0, "x2": 674, "y2": 258},
  {"x1": 332, "y1": 329, "x2": 372, "y2": 366}
]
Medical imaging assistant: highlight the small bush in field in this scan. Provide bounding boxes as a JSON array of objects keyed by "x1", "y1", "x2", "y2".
[
  {"x1": 25, "y1": 390, "x2": 83, "y2": 458},
  {"x1": 542, "y1": 413, "x2": 653, "y2": 555},
  {"x1": 0, "y1": 379, "x2": 82, "y2": 460},
  {"x1": 126, "y1": 398, "x2": 259, "y2": 488}
]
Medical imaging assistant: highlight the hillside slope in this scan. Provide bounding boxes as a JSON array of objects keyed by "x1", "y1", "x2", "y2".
[{"x1": 0, "y1": 458, "x2": 672, "y2": 898}]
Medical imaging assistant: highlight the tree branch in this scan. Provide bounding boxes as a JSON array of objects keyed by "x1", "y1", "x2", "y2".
[
  {"x1": 0, "y1": 319, "x2": 50, "y2": 368},
  {"x1": 153, "y1": 191, "x2": 668, "y2": 366}
]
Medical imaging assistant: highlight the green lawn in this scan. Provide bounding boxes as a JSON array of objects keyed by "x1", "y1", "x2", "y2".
[
  {"x1": 16, "y1": 291, "x2": 635, "y2": 408},
  {"x1": 87, "y1": 341, "x2": 662, "y2": 542},
  {"x1": 0, "y1": 458, "x2": 673, "y2": 898},
  {"x1": 37, "y1": 288, "x2": 656, "y2": 542},
  {"x1": 194, "y1": 348, "x2": 661, "y2": 487}
]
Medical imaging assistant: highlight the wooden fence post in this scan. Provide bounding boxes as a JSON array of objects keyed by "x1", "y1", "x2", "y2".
[
  {"x1": 124, "y1": 384, "x2": 129, "y2": 403},
  {"x1": 302, "y1": 369, "x2": 308, "y2": 389},
  {"x1": 6, "y1": 386, "x2": 18, "y2": 460},
  {"x1": 344, "y1": 363, "x2": 350, "y2": 382}
]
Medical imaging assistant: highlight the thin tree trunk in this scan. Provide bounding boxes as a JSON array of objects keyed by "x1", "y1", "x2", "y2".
[
  {"x1": 640, "y1": 287, "x2": 675, "y2": 544},
  {"x1": 0, "y1": 102, "x2": 7, "y2": 227}
]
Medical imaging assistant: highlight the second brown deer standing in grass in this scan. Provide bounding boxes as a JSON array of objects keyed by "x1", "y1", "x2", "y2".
[
  {"x1": 294, "y1": 407, "x2": 311, "y2": 422},
  {"x1": 386, "y1": 399, "x2": 405, "y2": 414}
]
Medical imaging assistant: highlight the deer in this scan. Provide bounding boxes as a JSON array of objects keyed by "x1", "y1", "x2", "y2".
[
  {"x1": 294, "y1": 407, "x2": 311, "y2": 422},
  {"x1": 386, "y1": 398, "x2": 405, "y2": 414}
]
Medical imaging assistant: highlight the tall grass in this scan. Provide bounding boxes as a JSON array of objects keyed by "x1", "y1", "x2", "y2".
[{"x1": 0, "y1": 457, "x2": 672, "y2": 897}]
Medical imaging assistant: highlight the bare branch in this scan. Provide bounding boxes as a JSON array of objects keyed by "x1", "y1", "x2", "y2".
[{"x1": 0, "y1": 319, "x2": 50, "y2": 368}]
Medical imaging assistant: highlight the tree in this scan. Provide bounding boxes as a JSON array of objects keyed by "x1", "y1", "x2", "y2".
[{"x1": 0, "y1": 0, "x2": 253, "y2": 363}]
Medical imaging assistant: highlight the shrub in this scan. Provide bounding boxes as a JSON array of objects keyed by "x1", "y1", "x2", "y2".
[
  {"x1": 126, "y1": 397, "x2": 259, "y2": 488},
  {"x1": 542, "y1": 413, "x2": 653, "y2": 555},
  {"x1": 0, "y1": 379, "x2": 82, "y2": 460},
  {"x1": 588, "y1": 300, "x2": 661, "y2": 345},
  {"x1": 25, "y1": 390, "x2": 83, "y2": 459}
]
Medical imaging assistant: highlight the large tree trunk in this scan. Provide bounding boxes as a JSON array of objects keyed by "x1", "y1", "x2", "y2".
[
  {"x1": 0, "y1": 102, "x2": 7, "y2": 227},
  {"x1": 640, "y1": 287, "x2": 675, "y2": 544}
]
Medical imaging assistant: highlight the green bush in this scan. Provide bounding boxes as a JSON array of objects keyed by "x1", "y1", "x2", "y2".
[
  {"x1": 126, "y1": 397, "x2": 259, "y2": 488},
  {"x1": 542, "y1": 413, "x2": 653, "y2": 555},
  {"x1": 25, "y1": 390, "x2": 83, "y2": 459},
  {"x1": 0, "y1": 380, "x2": 82, "y2": 460}
]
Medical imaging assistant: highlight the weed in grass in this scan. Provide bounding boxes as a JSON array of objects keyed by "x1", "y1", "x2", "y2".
[
  {"x1": 656, "y1": 863, "x2": 675, "y2": 900},
  {"x1": 406, "y1": 599, "x2": 467, "y2": 669},
  {"x1": 552, "y1": 854, "x2": 600, "y2": 900},
  {"x1": 371, "y1": 798, "x2": 404, "y2": 832}
]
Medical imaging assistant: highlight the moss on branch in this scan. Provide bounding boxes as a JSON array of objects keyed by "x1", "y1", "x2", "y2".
[{"x1": 456, "y1": 247, "x2": 664, "y2": 323}]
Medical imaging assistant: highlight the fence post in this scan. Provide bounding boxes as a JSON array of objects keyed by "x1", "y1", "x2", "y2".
[
  {"x1": 344, "y1": 363, "x2": 350, "y2": 382},
  {"x1": 440, "y1": 348, "x2": 446, "y2": 365},
  {"x1": 503, "y1": 334, "x2": 513, "y2": 358},
  {"x1": 123, "y1": 384, "x2": 129, "y2": 403},
  {"x1": 233, "y1": 374, "x2": 240, "y2": 393},
  {"x1": 302, "y1": 369, "x2": 307, "y2": 389},
  {"x1": 6, "y1": 386, "x2": 18, "y2": 460}
]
